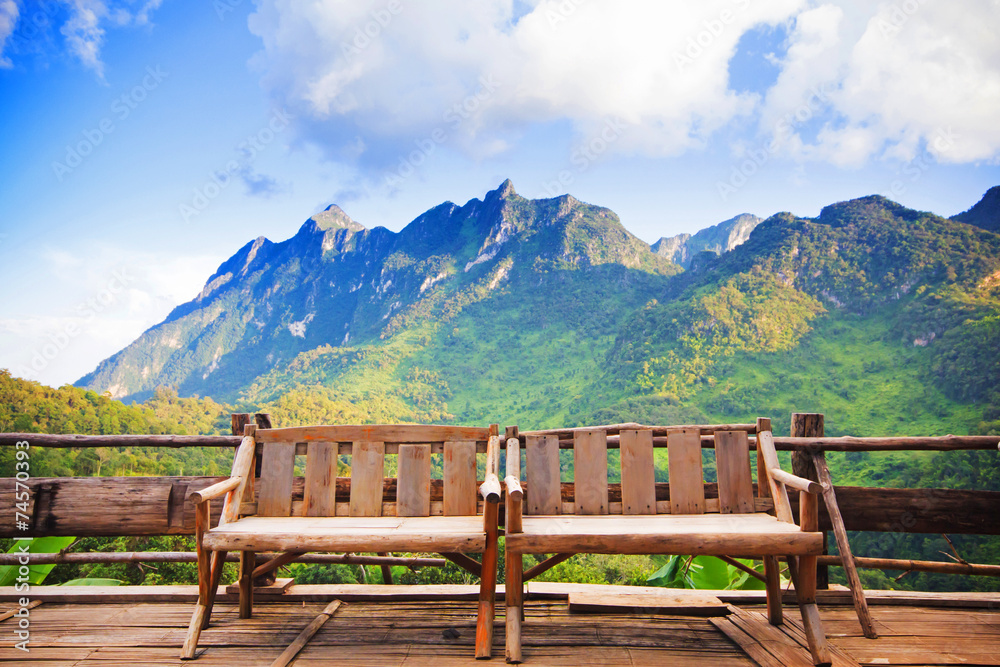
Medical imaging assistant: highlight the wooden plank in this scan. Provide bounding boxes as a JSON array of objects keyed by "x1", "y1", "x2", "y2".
[
  {"x1": 574, "y1": 430, "x2": 609, "y2": 515},
  {"x1": 257, "y1": 424, "x2": 490, "y2": 445},
  {"x1": 619, "y1": 429, "x2": 655, "y2": 515},
  {"x1": 525, "y1": 434, "x2": 561, "y2": 515},
  {"x1": 349, "y1": 441, "x2": 385, "y2": 518},
  {"x1": 521, "y1": 422, "x2": 758, "y2": 438},
  {"x1": 724, "y1": 608, "x2": 818, "y2": 667},
  {"x1": 270, "y1": 599, "x2": 343, "y2": 667},
  {"x1": 710, "y1": 617, "x2": 788, "y2": 667},
  {"x1": 780, "y1": 614, "x2": 863, "y2": 667},
  {"x1": 258, "y1": 441, "x2": 296, "y2": 517},
  {"x1": 396, "y1": 444, "x2": 431, "y2": 517},
  {"x1": 204, "y1": 515, "x2": 487, "y2": 553},
  {"x1": 716, "y1": 431, "x2": 754, "y2": 514},
  {"x1": 667, "y1": 428, "x2": 705, "y2": 515},
  {"x1": 507, "y1": 514, "x2": 823, "y2": 555},
  {"x1": 0, "y1": 598, "x2": 41, "y2": 622},
  {"x1": 303, "y1": 441, "x2": 337, "y2": 517},
  {"x1": 226, "y1": 577, "x2": 294, "y2": 596},
  {"x1": 568, "y1": 590, "x2": 728, "y2": 615},
  {"x1": 443, "y1": 440, "x2": 477, "y2": 516}
]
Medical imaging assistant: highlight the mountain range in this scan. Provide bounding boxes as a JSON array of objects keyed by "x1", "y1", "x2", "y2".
[{"x1": 77, "y1": 180, "x2": 1000, "y2": 436}]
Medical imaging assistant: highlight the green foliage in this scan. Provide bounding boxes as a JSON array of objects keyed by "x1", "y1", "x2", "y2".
[
  {"x1": 647, "y1": 555, "x2": 767, "y2": 590},
  {"x1": 0, "y1": 536, "x2": 76, "y2": 586},
  {"x1": 611, "y1": 268, "x2": 824, "y2": 401}
]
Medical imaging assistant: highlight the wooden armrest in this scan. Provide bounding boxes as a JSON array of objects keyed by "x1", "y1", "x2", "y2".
[
  {"x1": 504, "y1": 476, "x2": 523, "y2": 500},
  {"x1": 479, "y1": 433, "x2": 502, "y2": 503},
  {"x1": 480, "y1": 473, "x2": 502, "y2": 504},
  {"x1": 191, "y1": 477, "x2": 241, "y2": 505},
  {"x1": 769, "y1": 468, "x2": 823, "y2": 495},
  {"x1": 505, "y1": 436, "x2": 523, "y2": 533}
]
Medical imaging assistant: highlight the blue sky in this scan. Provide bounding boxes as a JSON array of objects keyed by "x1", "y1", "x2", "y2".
[{"x1": 1, "y1": 0, "x2": 999, "y2": 388}]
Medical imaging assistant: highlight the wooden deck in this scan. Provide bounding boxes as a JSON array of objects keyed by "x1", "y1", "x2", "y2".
[{"x1": 1, "y1": 584, "x2": 998, "y2": 666}]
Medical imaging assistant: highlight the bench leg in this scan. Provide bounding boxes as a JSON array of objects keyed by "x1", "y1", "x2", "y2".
[
  {"x1": 763, "y1": 555, "x2": 783, "y2": 625},
  {"x1": 181, "y1": 503, "x2": 211, "y2": 659},
  {"x1": 795, "y1": 555, "x2": 832, "y2": 666},
  {"x1": 505, "y1": 552, "x2": 523, "y2": 664},
  {"x1": 476, "y1": 503, "x2": 500, "y2": 659},
  {"x1": 200, "y1": 551, "x2": 228, "y2": 629},
  {"x1": 239, "y1": 550, "x2": 255, "y2": 619}
]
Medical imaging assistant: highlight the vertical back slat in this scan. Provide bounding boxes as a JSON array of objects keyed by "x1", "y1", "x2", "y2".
[
  {"x1": 396, "y1": 444, "x2": 431, "y2": 517},
  {"x1": 349, "y1": 441, "x2": 385, "y2": 517},
  {"x1": 573, "y1": 430, "x2": 608, "y2": 515},
  {"x1": 258, "y1": 441, "x2": 295, "y2": 516},
  {"x1": 620, "y1": 429, "x2": 656, "y2": 515},
  {"x1": 443, "y1": 440, "x2": 477, "y2": 516},
  {"x1": 525, "y1": 434, "x2": 561, "y2": 515},
  {"x1": 667, "y1": 428, "x2": 705, "y2": 515},
  {"x1": 303, "y1": 441, "x2": 337, "y2": 517},
  {"x1": 716, "y1": 430, "x2": 755, "y2": 514}
]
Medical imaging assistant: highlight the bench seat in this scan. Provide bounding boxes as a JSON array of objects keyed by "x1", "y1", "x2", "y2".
[
  {"x1": 506, "y1": 513, "x2": 823, "y2": 555},
  {"x1": 203, "y1": 515, "x2": 487, "y2": 553}
]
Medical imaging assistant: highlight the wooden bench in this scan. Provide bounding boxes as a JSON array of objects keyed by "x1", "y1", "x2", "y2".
[
  {"x1": 502, "y1": 420, "x2": 831, "y2": 665},
  {"x1": 181, "y1": 423, "x2": 502, "y2": 660}
]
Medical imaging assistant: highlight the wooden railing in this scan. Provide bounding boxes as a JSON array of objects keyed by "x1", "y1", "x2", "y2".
[{"x1": 1, "y1": 412, "x2": 998, "y2": 576}]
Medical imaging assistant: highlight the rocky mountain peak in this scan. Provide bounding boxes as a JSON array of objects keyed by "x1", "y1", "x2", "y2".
[
  {"x1": 309, "y1": 204, "x2": 366, "y2": 233},
  {"x1": 652, "y1": 213, "x2": 761, "y2": 268}
]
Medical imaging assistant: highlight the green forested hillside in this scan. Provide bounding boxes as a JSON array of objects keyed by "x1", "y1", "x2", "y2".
[{"x1": 0, "y1": 371, "x2": 233, "y2": 478}]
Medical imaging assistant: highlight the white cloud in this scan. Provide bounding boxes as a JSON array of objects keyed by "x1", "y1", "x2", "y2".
[
  {"x1": 248, "y1": 0, "x2": 806, "y2": 163},
  {"x1": 0, "y1": 0, "x2": 18, "y2": 68},
  {"x1": 0, "y1": 1, "x2": 164, "y2": 76},
  {"x1": 61, "y1": 0, "x2": 108, "y2": 78},
  {"x1": 761, "y1": 0, "x2": 1000, "y2": 165},
  {"x1": 248, "y1": 0, "x2": 1000, "y2": 172}
]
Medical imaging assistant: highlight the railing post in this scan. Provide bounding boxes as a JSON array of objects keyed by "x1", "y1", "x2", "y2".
[{"x1": 791, "y1": 413, "x2": 828, "y2": 589}]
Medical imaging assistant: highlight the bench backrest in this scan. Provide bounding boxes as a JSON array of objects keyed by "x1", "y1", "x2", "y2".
[
  {"x1": 521, "y1": 423, "x2": 768, "y2": 516},
  {"x1": 246, "y1": 424, "x2": 497, "y2": 518}
]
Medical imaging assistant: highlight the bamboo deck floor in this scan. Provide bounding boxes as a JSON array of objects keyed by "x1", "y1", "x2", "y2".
[{"x1": 1, "y1": 585, "x2": 998, "y2": 666}]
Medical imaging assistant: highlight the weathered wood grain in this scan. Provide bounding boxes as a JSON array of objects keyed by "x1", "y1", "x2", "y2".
[
  {"x1": 667, "y1": 428, "x2": 704, "y2": 515},
  {"x1": 349, "y1": 441, "x2": 385, "y2": 518},
  {"x1": 258, "y1": 442, "x2": 296, "y2": 517},
  {"x1": 573, "y1": 430, "x2": 608, "y2": 515},
  {"x1": 619, "y1": 429, "x2": 655, "y2": 515},
  {"x1": 716, "y1": 431, "x2": 754, "y2": 515},
  {"x1": 303, "y1": 441, "x2": 337, "y2": 517},
  {"x1": 396, "y1": 444, "x2": 431, "y2": 517},
  {"x1": 525, "y1": 434, "x2": 561, "y2": 516},
  {"x1": 443, "y1": 441, "x2": 476, "y2": 516}
]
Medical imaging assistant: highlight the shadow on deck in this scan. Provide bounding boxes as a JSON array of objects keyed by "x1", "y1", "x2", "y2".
[{"x1": 2, "y1": 584, "x2": 998, "y2": 666}]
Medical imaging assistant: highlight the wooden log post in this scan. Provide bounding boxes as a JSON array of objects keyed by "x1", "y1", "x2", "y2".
[
  {"x1": 504, "y1": 426, "x2": 524, "y2": 664},
  {"x1": 813, "y1": 452, "x2": 877, "y2": 639},
  {"x1": 796, "y1": 483, "x2": 831, "y2": 666},
  {"x1": 791, "y1": 413, "x2": 828, "y2": 589},
  {"x1": 756, "y1": 418, "x2": 783, "y2": 626}
]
